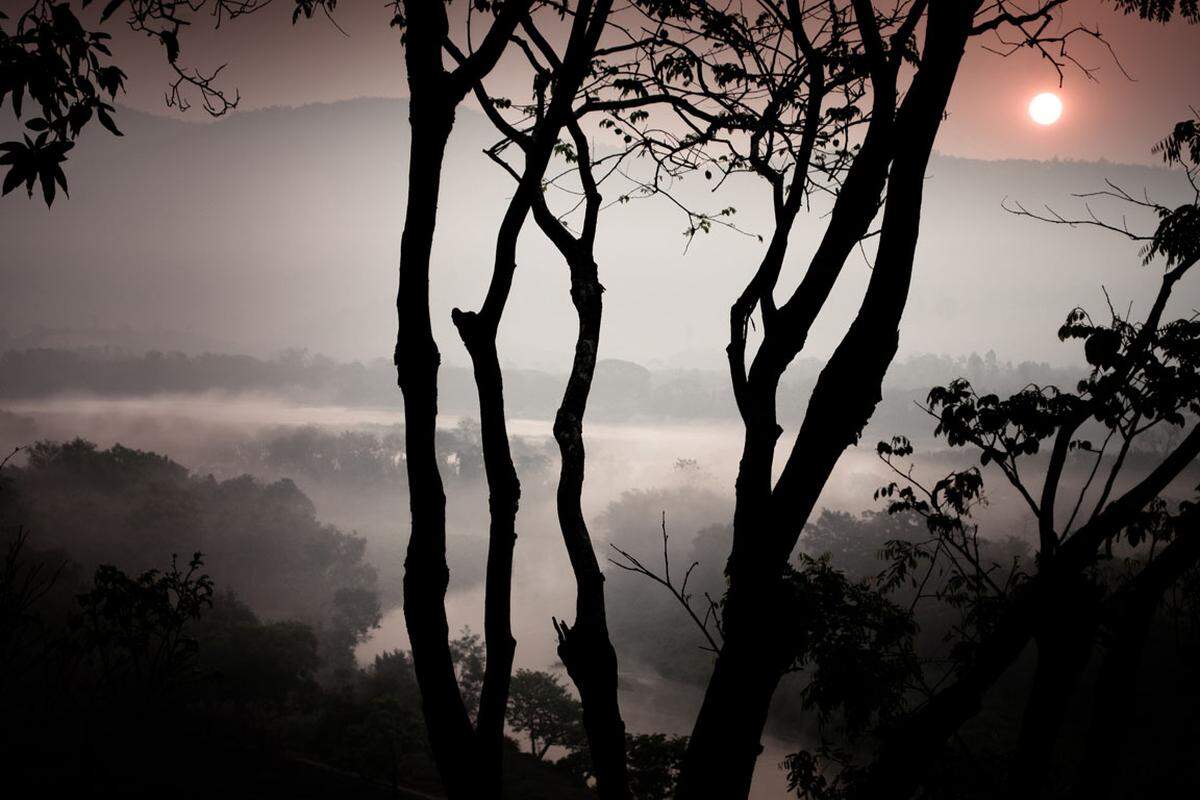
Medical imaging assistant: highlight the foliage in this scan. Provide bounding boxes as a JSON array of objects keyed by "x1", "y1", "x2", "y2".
[
  {"x1": 362, "y1": 647, "x2": 421, "y2": 705},
  {"x1": 0, "y1": 535, "x2": 434, "y2": 794},
  {"x1": 72, "y1": 550, "x2": 213, "y2": 694},
  {"x1": 625, "y1": 0, "x2": 871, "y2": 192},
  {"x1": 829, "y1": 112, "x2": 1200, "y2": 798},
  {"x1": 782, "y1": 556, "x2": 918, "y2": 733},
  {"x1": 1112, "y1": 0, "x2": 1199, "y2": 24},
  {"x1": 1155, "y1": 114, "x2": 1200, "y2": 167},
  {"x1": 1, "y1": 0, "x2": 338, "y2": 205},
  {"x1": 449, "y1": 628, "x2": 587, "y2": 760},
  {"x1": 560, "y1": 731, "x2": 689, "y2": 800},
  {"x1": 446, "y1": 617, "x2": 682, "y2": 793},
  {"x1": 0, "y1": 526, "x2": 74, "y2": 693},
  {"x1": 6, "y1": 438, "x2": 378, "y2": 630},
  {"x1": 624, "y1": 733, "x2": 689, "y2": 800},
  {"x1": 772, "y1": 555, "x2": 919, "y2": 799},
  {"x1": 799, "y1": 508, "x2": 928, "y2": 579},
  {"x1": 449, "y1": 626, "x2": 487, "y2": 719},
  {"x1": 193, "y1": 591, "x2": 320, "y2": 706},
  {"x1": 783, "y1": 745, "x2": 865, "y2": 800},
  {"x1": 907, "y1": 207, "x2": 1200, "y2": 551},
  {"x1": 508, "y1": 668, "x2": 585, "y2": 759},
  {"x1": 0, "y1": 1, "x2": 124, "y2": 204}
]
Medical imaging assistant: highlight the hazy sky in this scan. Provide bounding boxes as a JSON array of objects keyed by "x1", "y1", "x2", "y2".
[
  {"x1": 4, "y1": 1, "x2": 1199, "y2": 370},
  {"x1": 100, "y1": 0, "x2": 1200, "y2": 164},
  {"x1": 2, "y1": 100, "x2": 1194, "y2": 369}
]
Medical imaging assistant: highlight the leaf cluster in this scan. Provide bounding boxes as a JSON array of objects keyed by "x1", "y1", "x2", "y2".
[
  {"x1": 1, "y1": 1, "x2": 126, "y2": 203},
  {"x1": 783, "y1": 554, "x2": 917, "y2": 734},
  {"x1": 72, "y1": 551, "x2": 214, "y2": 693}
]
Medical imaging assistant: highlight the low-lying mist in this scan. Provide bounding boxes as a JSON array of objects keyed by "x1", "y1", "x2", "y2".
[{"x1": 4, "y1": 349, "x2": 1197, "y2": 797}]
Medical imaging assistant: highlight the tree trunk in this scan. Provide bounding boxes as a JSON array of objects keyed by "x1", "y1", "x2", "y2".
[
  {"x1": 449, "y1": 113, "x2": 558, "y2": 797},
  {"x1": 1073, "y1": 529, "x2": 1200, "y2": 800},
  {"x1": 452, "y1": 311, "x2": 520, "y2": 792},
  {"x1": 442, "y1": 4, "x2": 614, "y2": 789},
  {"x1": 677, "y1": 569, "x2": 792, "y2": 800},
  {"x1": 393, "y1": 3, "x2": 538, "y2": 796},
  {"x1": 676, "y1": 641, "x2": 789, "y2": 799},
  {"x1": 680, "y1": 5, "x2": 976, "y2": 797},
  {"x1": 553, "y1": 256, "x2": 631, "y2": 800},
  {"x1": 772, "y1": 0, "x2": 973, "y2": 553},
  {"x1": 858, "y1": 507, "x2": 1199, "y2": 799},
  {"x1": 396, "y1": 87, "x2": 479, "y2": 797},
  {"x1": 1071, "y1": 597, "x2": 1154, "y2": 800},
  {"x1": 1008, "y1": 583, "x2": 1097, "y2": 797}
]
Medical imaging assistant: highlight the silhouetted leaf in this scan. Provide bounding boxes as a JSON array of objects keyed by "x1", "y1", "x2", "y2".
[
  {"x1": 97, "y1": 106, "x2": 122, "y2": 136},
  {"x1": 100, "y1": 0, "x2": 126, "y2": 22}
]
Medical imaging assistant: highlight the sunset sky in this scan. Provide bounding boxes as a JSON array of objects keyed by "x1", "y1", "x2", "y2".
[{"x1": 101, "y1": 0, "x2": 1200, "y2": 164}]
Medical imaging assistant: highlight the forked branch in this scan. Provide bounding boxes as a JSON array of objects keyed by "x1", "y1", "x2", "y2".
[{"x1": 608, "y1": 512, "x2": 723, "y2": 653}]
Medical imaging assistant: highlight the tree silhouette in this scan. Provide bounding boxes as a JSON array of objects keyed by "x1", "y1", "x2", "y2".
[
  {"x1": 599, "y1": 2, "x2": 1110, "y2": 796},
  {"x1": 457, "y1": 6, "x2": 744, "y2": 792},
  {"x1": 857, "y1": 104, "x2": 1200, "y2": 797},
  {"x1": 508, "y1": 668, "x2": 586, "y2": 759},
  {"x1": 74, "y1": 551, "x2": 214, "y2": 696},
  {"x1": 390, "y1": 3, "x2": 536, "y2": 795},
  {"x1": 428, "y1": 3, "x2": 632, "y2": 794}
]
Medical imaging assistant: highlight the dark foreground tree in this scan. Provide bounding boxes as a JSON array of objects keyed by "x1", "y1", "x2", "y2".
[
  {"x1": 608, "y1": 1, "x2": 1108, "y2": 795},
  {"x1": 411, "y1": 2, "x2": 668, "y2": 794},
  {"x1": 459, "y1": 7, "x2": 745, "y2": 791},
  {"x1": 856, "y1": 104, "x2": 1200, "y2": 798},
  {"x1": 390, "y1": 4, "x2": 539, "y2": 795}
]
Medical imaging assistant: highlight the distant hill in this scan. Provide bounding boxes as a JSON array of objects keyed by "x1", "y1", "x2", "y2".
[
  {"x1": 0, "y1": 347, "x2": 1079, "y2": 440},
  {"x1": 2, "y1": 98, "x2": 1194, "y2": 370}
]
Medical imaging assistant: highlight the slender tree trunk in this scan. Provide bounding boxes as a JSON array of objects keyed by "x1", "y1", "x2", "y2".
[
  {"x1": 449, "y1": 130, "x2": 555, "y2": 795},
  {"x1": 552, "y1": 255, "x2": 631, "y2": 800},
  {"x1": 396, "y1": 88, "x2": 479, "y2": 796},
  {"x1": 393, "y1": 3, "x2": 536, "y2": 796},
  {"x1": 452, "y1": 311, "x2": 520, "y2": 792},
  {"x1": 433, "y1": 4, "x2": 614, "y2": 790}
]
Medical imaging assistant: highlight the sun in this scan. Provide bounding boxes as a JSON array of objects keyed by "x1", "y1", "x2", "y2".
[{"x1": 1028, "y1": 92, "x2": 1063, "y2": 126}]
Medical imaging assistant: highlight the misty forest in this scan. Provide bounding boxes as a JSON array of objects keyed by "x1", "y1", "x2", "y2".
[{"x1": 2, "y1": 1, "x2": 1200, "y2": 798}]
